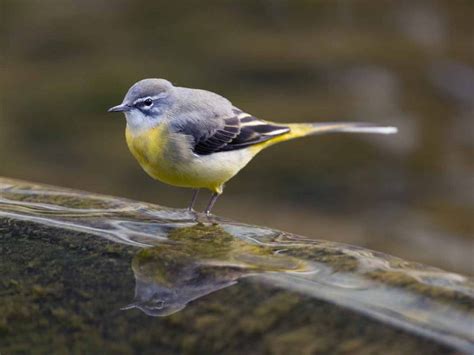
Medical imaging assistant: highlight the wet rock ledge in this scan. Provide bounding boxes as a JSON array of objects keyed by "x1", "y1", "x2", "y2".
[{"x1": 0, "y1": 177, "x2": 473, "y2": 354}]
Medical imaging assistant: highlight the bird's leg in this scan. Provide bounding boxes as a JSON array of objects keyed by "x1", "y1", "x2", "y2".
[
  {"x1": 187, "y1": 189, "x2": 200, "y2": 211},
  {"x1": 204, "y1": 192, "x2": 221, "y2": 216}
]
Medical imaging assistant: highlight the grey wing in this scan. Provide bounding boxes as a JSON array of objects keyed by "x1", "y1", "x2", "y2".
[{"x1": 174, "y1": 108, "x2": 290, "y2": 155}]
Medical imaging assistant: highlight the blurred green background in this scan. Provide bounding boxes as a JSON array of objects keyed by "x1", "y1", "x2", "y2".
[{"x1": 1, "y1": 1, "x2": 473, "y2": 273}]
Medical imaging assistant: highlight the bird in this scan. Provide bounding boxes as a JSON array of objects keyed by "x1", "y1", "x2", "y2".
[{"x1": 108, "y1": 78, "x2": 397, "y2": 215}]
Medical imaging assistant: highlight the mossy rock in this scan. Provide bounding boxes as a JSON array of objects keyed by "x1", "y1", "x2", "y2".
[{"x1": 1, "y1": 177, "x2": 473, "y2": 354}]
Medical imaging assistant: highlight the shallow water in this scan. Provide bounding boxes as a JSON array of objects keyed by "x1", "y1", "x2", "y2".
[{"x1": 1, "y1": 178, "x2": 473, "y2": 353}]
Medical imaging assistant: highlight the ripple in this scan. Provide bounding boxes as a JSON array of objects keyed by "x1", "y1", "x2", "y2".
[{"x1": 1, "y1": 181, "x2": 474, "y2": 352}]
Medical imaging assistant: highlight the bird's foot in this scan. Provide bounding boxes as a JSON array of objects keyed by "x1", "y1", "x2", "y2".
[{"x1": 194, "y1": 212, "x2": 219, "y2": 225}]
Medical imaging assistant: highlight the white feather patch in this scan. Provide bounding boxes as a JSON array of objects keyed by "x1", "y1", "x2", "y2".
[
  {"x1": 263, "y1": 128, "x2": 291, "y2": 136},
  {"x1": 339, "y1": 126, "x2": 398, "y2": 134}
]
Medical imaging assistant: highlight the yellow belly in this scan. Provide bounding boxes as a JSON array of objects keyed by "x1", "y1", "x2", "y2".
[{"x1": 125, "y1": 124, "x2": 256, "y2": 193}]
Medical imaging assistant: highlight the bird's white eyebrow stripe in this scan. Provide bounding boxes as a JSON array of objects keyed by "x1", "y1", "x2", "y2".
[{"x1": 133, "y1": 94, "x2": 166, "y2": 105}]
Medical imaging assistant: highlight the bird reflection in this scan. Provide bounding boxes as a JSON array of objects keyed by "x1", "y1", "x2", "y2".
[
  {"x1": 122, "y1": 250, "x2": 244, "y2": 317},
  {"x1": 122, "y1": 223, "x2": 308, "y2": 317}
]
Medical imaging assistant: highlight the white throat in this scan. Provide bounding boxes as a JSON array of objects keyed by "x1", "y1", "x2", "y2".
[{"x1": 125, "y1": 110, "x2": 163, "y2": 136}]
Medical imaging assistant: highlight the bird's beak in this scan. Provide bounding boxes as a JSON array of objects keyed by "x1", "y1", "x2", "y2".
[{"x1": 108, "y1": 103, "x2": 131, "y2": 113}]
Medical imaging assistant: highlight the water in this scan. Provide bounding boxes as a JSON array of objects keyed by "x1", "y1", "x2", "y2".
[{"x1": 1, "y1": 178, "x2": 473, "y2": 353}]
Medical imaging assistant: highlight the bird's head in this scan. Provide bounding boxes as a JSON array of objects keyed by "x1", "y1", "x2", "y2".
[{"x1": 108, "y1": 78, "x2": 175, "y2": 132}]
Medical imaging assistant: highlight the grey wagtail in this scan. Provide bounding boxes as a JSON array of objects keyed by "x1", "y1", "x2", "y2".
[{"x1": 109, "y1": 78, "x2": 397, "y2": 215}]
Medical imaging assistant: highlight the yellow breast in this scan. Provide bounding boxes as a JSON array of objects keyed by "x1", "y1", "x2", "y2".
[
  {"x1": 125, "y1": 124, "x2": 176, "y2": 184},
  {"x1": 125, "y1": 124, "x2": 258, "y2": 193}
]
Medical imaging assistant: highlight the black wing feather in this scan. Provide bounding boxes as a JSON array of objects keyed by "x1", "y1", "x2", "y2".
[
  {"x1": 192, "y1": 113, "x2": 289, "y2": 155},
  {"x1": 193, "y1": 117, "x2": 240, "y2": 155}
]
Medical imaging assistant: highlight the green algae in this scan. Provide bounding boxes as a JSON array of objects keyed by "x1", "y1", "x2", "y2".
[
  {"x1": 1, "y1": 177, "x2": 473, "y2": 354},
  {"x1": 0, "y1": 190, "x2": 119, "y2": 210},
  {"x1": 366, "y1": 270, "x2": 474, "y2": 311},
  {"x1": 166, "y1": 223, "x2": 308, "y2": 271},
  {"x1": 280, "y1": 245, "x2": 360, "y2": 272},
  {"x1": 1, "y1": 220, "x2": 456, "y2": 354},
  {"x1": 0, "y1": 178, "x2": 134, "y2": 211}
]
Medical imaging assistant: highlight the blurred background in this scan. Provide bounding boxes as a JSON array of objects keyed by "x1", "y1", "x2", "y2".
[{"x1": 1, "y1": 1, "x2": 473, "y2": 274}]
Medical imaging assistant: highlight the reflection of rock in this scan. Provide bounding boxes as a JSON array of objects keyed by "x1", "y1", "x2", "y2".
[{"x1": 123, "y1": 224, "x2": 308, "y2": 317}]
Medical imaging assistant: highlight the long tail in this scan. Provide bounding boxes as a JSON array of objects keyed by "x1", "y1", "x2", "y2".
[
  {"x1": 289, "y1": 122, "x2": 397, "y2": 137},
  {"x1": 258, "y1": 122, "x2": 397, "y2": 150}
]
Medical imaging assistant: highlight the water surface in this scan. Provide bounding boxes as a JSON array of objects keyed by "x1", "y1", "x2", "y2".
[{"x1": 1, "y1": 178, "x2": 473, "y2": 354}]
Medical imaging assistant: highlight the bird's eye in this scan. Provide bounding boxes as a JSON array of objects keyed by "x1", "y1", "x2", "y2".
[{"x1": 144, "y1": 98, "x2": 153, "y2": 106}]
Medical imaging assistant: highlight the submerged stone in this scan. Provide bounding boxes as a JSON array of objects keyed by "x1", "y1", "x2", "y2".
[{"x1": 0, "y1": 177, "x2": 473, "y2": 353}]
